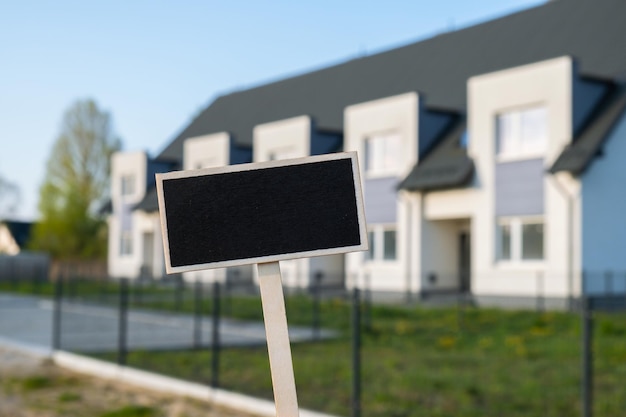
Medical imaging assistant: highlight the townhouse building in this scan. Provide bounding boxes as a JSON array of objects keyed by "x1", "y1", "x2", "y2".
[{"x1": 107, "y1": 0, "x2": 626, "y2": 306}]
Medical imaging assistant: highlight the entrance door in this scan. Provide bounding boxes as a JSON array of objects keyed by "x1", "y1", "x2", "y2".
[{"x1": 458, "y1": 232, "x2": 471, "y2": 293}]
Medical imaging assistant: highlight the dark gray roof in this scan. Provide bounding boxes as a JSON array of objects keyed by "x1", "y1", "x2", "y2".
[
  {"x1": 398, "y1": 120, "x2": 474, "y2": 192},
  {"x1": 3, "y1": 220, "x2": 34, "y2": 248},
  {"x1": 550, "y1": 83, "x2": 626, "y2": 175},
  {"x1": 158, "y1": 0, "x2": 626, "y2": 163},
  {"x1": 134, "y1": 187, "x2": 159, "y2": 213}
]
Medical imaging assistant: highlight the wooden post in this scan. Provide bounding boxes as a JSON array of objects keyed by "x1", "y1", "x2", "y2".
[{"x1": 258, "y1": 262, "x2": 299, "y2": 417}]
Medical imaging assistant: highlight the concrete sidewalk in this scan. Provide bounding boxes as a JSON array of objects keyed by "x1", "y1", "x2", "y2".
[
  {"x1": 0, "y1": 292, "x2": 338, "y2": 417},
  {"x1": 0, "y1": 293, "x2": 333, "y2": 352}
]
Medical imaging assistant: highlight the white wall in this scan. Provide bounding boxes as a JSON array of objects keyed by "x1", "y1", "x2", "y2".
[
  {"x1": 581, "y1": 112, "x2": 626, "y2": 294},
  {"x1": 108, "y1": 151, "x2": 148, "y2": 278},
  {"x1": 253, "y1": 115, "x2": 311, "y2": 162},
  {"x1": 468, "y1": 56, "x2": 581, "y2": 297},
  {"x1": 183, "y1": 132, "x2": 230, "y2": 170},
  {"x1": 344, "y1": 92, "x2": 419, "y2": 292}
]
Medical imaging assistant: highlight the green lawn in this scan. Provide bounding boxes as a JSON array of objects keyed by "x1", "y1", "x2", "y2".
[
  {"x1": 97, "y1": 295, "x2": 626, "y2": 417},
  {"x1": 2, "y1": 280, "x2": 625, "y2": 416}
]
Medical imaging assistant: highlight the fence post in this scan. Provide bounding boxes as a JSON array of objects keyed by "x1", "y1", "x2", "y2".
[
  {"x1": 312, "y1": 272, "x2": 322, "y2": 340},
  {"x1": 604, "y1": 270, "x2": 613, "y2": 296},
  {"x1": 118, "y1": 278, "x2": 129, "y2": 366},
  {"x1": 581, "y1": 296, "x2": 593, "y2": 417},
  {"x1": 193, "y1": 279, "x2": 202, "y2": 349},
  {"x1": 211, "y1": 280, "x2": 221, "y2": 388},
  {"x1": 351, "y1": 287, "x2": 361, "y2": 417},
  {"x1": 52, "y1": 271, "x2": 64, "y2": 351},
  {"x1": 175, "y1": 277, "x2": 184, "y2": 311},
  {"x1": 364, "y1": 273, "x2": 372, "y2": 332},
  {"x1": 133, "y1": 278, "x2": 142, "y2": 306},
  {"x1": 9, "y1": 256, "x2": 17, "y2": 291}
]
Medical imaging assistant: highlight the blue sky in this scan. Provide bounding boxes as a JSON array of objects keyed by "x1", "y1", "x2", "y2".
[{"x1": 0, "y1": 0, "x2": 544, "y2": 221}]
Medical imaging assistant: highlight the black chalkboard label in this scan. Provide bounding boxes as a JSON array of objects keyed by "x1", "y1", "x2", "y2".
[{"x1": 156, "y1": 152, "x2": 367, "y2": 273}]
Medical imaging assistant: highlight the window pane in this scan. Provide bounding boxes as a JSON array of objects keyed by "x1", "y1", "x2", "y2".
[
  {"x1": 121, "y1": 175, "x2": 135, "y2": 196},
  {"x1": 383, "y1": 230, "x2": 396, "y2": 260},
  {"x1": 499, "y1": 223, "x2": 511, "y2": 260},
  {"x1": 382, "y1": 134, "x2": 401, "y2": 171},
  {"x1": 521, "y1": 107, "x2": 547, "y2": 153},
  {"x1": 522, "y1": 222, "x2": 543, "y2": 260},
  {"x1": 365, "y1": 133, "x2": 401, "y2": 173},
  {"x1": 496, "y1": 113, "x2": 516, "y2": 155},
  {"x1": 120, "y1": 232, "x2": 133, "y2": 256}
]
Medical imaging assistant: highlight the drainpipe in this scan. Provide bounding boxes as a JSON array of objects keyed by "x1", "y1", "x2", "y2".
[{"x1": 549, "y1": 173, "x2": 578, "y2": 310}]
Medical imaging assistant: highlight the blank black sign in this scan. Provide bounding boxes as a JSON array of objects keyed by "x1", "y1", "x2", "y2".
[{"x1": 157, "y1": 152, "x2": 367, "y2": 273}]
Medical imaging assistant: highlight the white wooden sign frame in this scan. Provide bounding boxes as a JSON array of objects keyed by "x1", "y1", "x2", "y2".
[
  {"x1": 155, "y1": 151, "x2": 368, "y2": 417},
  {"x1": 155, "y1": 151, "x2": 368, "y2": 274}
]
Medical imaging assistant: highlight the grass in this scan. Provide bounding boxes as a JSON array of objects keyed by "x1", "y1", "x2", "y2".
[
  {"x1": 20, "y1": 375, "x2": 54, "y2": 391},
  {"x1": 95, "y1": 300, "x2": 626, "y2": 417},
  {"x1": 3, "y1": 280, "x2": 625, "y2": 416},
  {"x1": 98, "y1": 405, "x2": 157, "y2": 417}
]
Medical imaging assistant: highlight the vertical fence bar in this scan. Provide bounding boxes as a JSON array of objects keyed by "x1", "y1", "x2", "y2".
[
  {"x1": 364, "y1": 273, "x2": 372, "y2": 332},
  {"x1": 193, "y1": 279, "x2": 203, "y2": 349},
  {"x1": 351, "y1": 287, "x2": 361, "y2": 417},
  {"x1": 9, "y1": 256, "x2": 17, "y2": 291},
  {"x1": 211, "y1": 280, "x2": 221, "y2": 388},
  {"x1": 604, "y1": 270, "x2": 613, "y2": 296},
  {"x1": 175, "y1": 277, "x2": 183, "y2": 311},
  {"x1": 581, "y1": 296, "x2": 593, "y2": 417},
  {"x1": 52, "y1": 271, "x2": 64, "y2": 350},
  {"x1": 133, "y1": 278, "x2": 142, "y2": 306},
  {"x1": 312, "y1": 272, "x2": 322, "y2": 340},
  {"x1": 118, "y1": 278, "x2": 129, "y2": 366}
]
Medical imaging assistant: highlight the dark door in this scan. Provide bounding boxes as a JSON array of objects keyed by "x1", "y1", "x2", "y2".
[{"x1": 459, "y1": 232, "x2": 471, "y2": 293}]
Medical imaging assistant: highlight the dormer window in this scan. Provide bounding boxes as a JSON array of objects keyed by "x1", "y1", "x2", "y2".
[
  {"x1": 496, "y1": 106, "x2": 547, "y2": 159},
  {"x1": 121, "y1": 174, "x2": 135, "y2": 196},
  {"x1": 364, "y1": 132, "x2": 401, "y2": 176},
  {"x1": 268, "y1": 147, "x2": 299, "y2": 161}
]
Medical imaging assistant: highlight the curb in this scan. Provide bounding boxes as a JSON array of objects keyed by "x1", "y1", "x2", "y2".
[
  {"x1": 0, "y1": 336, "x2": 337, "y2": 417},
  {"x1": 53, "y1": 351, "x2": 336, "y2": 417}
]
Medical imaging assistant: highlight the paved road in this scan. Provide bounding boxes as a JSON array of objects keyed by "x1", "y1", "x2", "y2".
[{"x1": 0, "y1": 293, "x2": 332, "y2": 353}]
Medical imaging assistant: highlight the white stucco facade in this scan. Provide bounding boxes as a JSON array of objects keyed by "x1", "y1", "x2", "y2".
[
  {"x1": 467, "y1": 56, "x2": 581, "y2": 300},
  {"x1": 108, "y1": 151, "x2": 166, "y2": 280},
  {"x1": 344, "y1": 93, "x2": 418, "y2": 293},
  {"x1": 106, "y1": 54, "x2": 626, "y2": 305}
]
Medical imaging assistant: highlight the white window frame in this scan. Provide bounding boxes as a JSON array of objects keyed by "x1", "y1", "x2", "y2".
[
  {"x1": 496, "y1": 216, "x2": 545, "y2": 266},
  {"x1": 194, "y1": 157, "x2": 221, "y2": 170},
  {"x1": 365, "y1": 225, "x2": 397, "y2": 262},
  {"x1": 120, "y1": 174, "x2": 135, "y2": 197},
  {"x1": 268, "y1": 147, "x2": 300, "y2": 161},
  {"x1": 119, "y1": 231, "x2": 133, "y2": 256},
  {"x1": 496, "y1": 105, "x2": 548, "y2": 161},
  {"x1": 363, "y1": 132, "x2": 402, "y2": 178}
]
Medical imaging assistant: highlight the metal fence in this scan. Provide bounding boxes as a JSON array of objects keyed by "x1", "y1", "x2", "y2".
[{"x1": 1, "y1": 268, "x2": 625, "y2": 417}]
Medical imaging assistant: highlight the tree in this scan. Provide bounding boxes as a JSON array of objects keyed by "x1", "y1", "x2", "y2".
[{"x1": 30, "y1": 99, "x2": 122, "y2": 259}]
